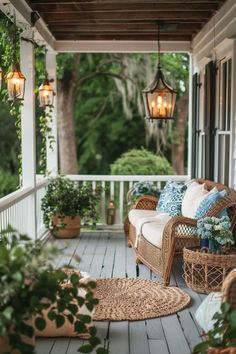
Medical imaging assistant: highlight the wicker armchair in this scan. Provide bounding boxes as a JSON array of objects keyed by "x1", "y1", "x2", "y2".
[{"x1": 128, "y1": 179, "x2": 236, "y2": 286}]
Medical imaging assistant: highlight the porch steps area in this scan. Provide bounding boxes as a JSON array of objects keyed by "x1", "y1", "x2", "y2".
[{"x1": 36, "y1": 232, "x2": 205, "y2": 354}]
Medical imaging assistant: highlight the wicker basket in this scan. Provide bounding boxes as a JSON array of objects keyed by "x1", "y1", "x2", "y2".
[{"x1": 183, "y1": 247, "x2": 236, "y2": 294}]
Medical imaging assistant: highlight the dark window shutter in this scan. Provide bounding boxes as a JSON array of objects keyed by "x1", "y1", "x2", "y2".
[
  {"x1": 204, "y1": 61, "x2": 216, "y2": 180},
  {"x1": 191, "y1": 73, "x2": 200, "y2": 178}
]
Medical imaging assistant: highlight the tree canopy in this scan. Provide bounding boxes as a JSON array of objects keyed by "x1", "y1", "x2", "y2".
[{"x1": 0, "y1": 10, "x2": 189, "y2": 197}]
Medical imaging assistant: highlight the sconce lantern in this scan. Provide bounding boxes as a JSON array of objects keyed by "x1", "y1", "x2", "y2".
[
  {"x1": 7, "y1": 63, "x2": 26, "y2": 101},
  {"x1": 39, "y1": 75, "x2": 54, "y2": 108},
  {"x1": 0, "y1": 68, "x2": 2, "y2": 91},
  {"x1": 142, "y1": 24, "x2": 177, "y2": 121},
  {"x1": 6, "y1": 14, "x2": 26, "y2": 101}
]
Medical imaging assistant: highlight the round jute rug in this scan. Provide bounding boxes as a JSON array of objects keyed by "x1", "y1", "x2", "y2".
[{"x1": 93, "y1": 278, "x2": 191, "y2": 321}]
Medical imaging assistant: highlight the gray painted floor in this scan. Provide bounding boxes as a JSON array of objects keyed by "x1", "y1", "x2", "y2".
[{"x1": 36, "y1": 232, "x2": 205, "y2": 354}]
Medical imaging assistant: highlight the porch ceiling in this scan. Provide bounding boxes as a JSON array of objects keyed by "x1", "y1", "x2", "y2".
[{"x1": 26, "y1": 0, "x2": 227, "y2": 42}]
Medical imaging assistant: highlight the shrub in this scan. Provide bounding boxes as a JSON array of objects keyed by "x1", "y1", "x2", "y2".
[
  {"x1": 0, "y1": 169, "x2": 18, "y2": 198},
  {"x1": 110, "y1": 148, "x2": 173, "y2": 175}
]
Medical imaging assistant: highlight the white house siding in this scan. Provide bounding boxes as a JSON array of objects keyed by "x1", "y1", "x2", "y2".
[{"x1": 191, "y1": 0, "x2": 236, "y2": 188}]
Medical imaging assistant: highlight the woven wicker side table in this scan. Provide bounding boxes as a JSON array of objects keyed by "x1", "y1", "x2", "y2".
[{"x1": 183, "y1": 247, "x2": 236, "y2": 294}]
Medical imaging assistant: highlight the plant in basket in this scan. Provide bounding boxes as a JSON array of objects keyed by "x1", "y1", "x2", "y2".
[
  {"x1": 193, "y1": 302, "x2": 236, "y2": 354},
  {"x1": 0, "y1": 227, "x2": 108, "y2": 354},
  {"x1": 42, "y1": 176, "x2": 102, "y2": 238},
  {"x1": 197, "y1": 216, "x2": 235, "y2": 252}
]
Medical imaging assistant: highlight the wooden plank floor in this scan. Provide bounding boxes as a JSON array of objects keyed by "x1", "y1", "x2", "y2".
[{"x1": 36, "y1": 231, "x2": 204, "y2": 354}]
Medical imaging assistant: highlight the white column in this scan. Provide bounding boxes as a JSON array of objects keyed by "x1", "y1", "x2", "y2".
[
  {"x1": 188, "y1": 52, "x2": 193, "y2": 179},
  {"x1": 20, "y1": 32, "x2": 37, "y2": 240},
  {"x1": 46, "y1": 51, "x2": 58, "y2": 176}
]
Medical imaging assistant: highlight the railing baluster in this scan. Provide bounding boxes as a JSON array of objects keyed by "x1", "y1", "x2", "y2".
[
  {"x1": 110, "y1": 181, "x2": 115, "y2": 199},
  {"x1": 92, "y1": 181, "x2": 96, "y2": 194},
  {"x1": 101, "y1": 181, "x2": 106, "y2": 224},
  {"x1": 119, "y1": 181, "x2": 124, "y2": 224}
]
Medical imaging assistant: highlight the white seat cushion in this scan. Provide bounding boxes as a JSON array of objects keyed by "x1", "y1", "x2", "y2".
[
  {"x1": 128, "y1": 209, "x2": 158, "y2": 228},
  {"x1": 182, "y1": 181, "x2": 218, "y2": 219},
  {"x1": 141, "y1": 219, "x2": 170, "y2": 248},
  {"x1": 195, "y1": 292, "x2": 221, "y2": 333}
]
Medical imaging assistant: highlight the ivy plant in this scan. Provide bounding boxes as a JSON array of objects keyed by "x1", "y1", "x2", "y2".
[
  {"x1": 35, "y1": 45, "x2": 55, "y2": 175},
  {"x1": 0, "y1": 227, "x2": 108, "y2": 354},
  {"x1": 0, "y1": 11, "x2": 23, "y2": 177},
  {"x1": 193, "y1": 302, "x2": 236, "y2": 354}
]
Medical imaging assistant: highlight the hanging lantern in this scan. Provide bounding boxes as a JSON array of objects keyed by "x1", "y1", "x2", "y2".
[
  {"x1": 7, "y1": 63, "x2": 26, "y2": 101},
  {"x1": 142, "y1": 25, "x2": 177, "y2": 121},
  {"x1": 0, "y1": 67, "x2": 2, "y2": 91},
  {"x1": 39, "y1": 76, "x2": 54, "y2": 107},
  {"x1": 6, "y1": 14, "x2": 26, "y2": 101}
]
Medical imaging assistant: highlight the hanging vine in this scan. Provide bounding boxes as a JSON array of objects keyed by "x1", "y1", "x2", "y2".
[
  {"x1": 35, "y1": 45, "x2": 55, "y2": 176},
  {"x1": 38, "y1": 105, "x2": 55, "y2": 175},
  {"x1": 0, "y1": 13, "x2": 23, "y2": 178},
  {"x1": 0, "y1": 9, "x2": 55, "y2": 178}
]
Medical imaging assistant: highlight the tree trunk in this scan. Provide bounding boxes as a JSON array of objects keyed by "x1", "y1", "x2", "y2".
[
  {"x1": 57, "y1": 55, "x2": 80, "y2": 174},
  {"x1": 171, "y1": 90, "x2": 188, "y2": 175}
]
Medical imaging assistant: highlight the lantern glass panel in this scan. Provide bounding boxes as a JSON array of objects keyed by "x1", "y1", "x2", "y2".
[
  {"x1": 39, "y1": 83, "x2": 54, "y2": 107},
  {"x1": 143, "y1": 89, "x2": 177, "y2": 120},
  {"x1": 7, "y1": 69, "x2": 25, "y2": 101}
]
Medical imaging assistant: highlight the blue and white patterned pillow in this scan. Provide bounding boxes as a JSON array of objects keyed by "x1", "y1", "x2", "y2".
[
  {"x1": 194, "y1": 189, "x2": 228, "y2": 219},
  {"x1": 130, "y1": 181, "x2": 160, "y2": 198},
  {"x1": 157, "y1": 181, "x2": 187, "y2": 217}
]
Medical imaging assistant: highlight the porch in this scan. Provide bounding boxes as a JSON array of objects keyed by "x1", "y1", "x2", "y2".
[
  {"x1": 36, "y1": 231, "x2": 205, "y2": 354},
  {"x1": 0, "y1": 0, "x2": 236, "y2": 353}
]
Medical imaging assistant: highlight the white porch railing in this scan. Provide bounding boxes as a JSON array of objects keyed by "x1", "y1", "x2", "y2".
[
  {"x1": 0, "y1": 178, "x2": 48, "y2": 239},
  {"x1": 0, "y1": 175, "x2": 189, "y2": 236},
  {"x1": 67, "y1": 175, "x2": 189, "y2": 227}
]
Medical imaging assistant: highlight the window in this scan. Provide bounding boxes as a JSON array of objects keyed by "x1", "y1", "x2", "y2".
[{"x1": 215, "y1": 57, "x2": 232, "y2": 185}]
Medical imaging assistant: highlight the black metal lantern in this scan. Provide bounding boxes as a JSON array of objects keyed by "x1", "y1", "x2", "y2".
[
  {"x1": 142, "y1": 25, "x2": 177, "y2": 121},
  {"x1": 6, "y1": 14, "x2": 26, "y2": 101},
  {"x1": 39, "y1": 75, "x2": 54, "y2": 108}
]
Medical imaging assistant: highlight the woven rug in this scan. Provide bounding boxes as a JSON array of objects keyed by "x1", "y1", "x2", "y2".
[{"x1": 93, "y1": 278, "x2": 191, "y2": 321}]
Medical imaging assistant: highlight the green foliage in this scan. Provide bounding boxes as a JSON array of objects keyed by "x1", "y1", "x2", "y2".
[
  {"x1": 0, "y1": 12, "x2": 22, "y2": 178},
  {"x1": 41, "y1": 176, "x2": 102, "y2": 230},
  {"x1": 35, "y1": 46, "x2": 55, "y2": 175},
  {"x1": 0, "y1": 227, "x2": 108, "y2": 354},
  {"x1": 193, "y1": 302, "x2": 236, "y2": 353},
  {"x1": 0, "y1": 168, "x2": 19, "y2": 198},
  {"x1": 110, "y1": 148, "x2": 173, "y2": 175},
  {"x1": 74, "y1": 53, "x2": 146, "y2": 174}
]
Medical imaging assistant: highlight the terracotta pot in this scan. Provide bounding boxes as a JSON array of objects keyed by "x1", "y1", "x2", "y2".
[
  {"x1": 51, "y1": 214, "x2": 81, "y2": 238},
  {"x1": 208, "y1": 347, "x2": 236, "y2": 354},
  {"x1": 0, "y1": 320, "x2": 35, "y2": 354}
]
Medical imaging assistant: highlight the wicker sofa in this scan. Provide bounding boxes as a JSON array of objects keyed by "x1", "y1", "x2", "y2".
[{"x1": 128, "y1": 179, "x2": 236, "y2": 286}]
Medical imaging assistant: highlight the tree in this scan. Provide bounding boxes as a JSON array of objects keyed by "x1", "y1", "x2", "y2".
[{"x1": 57, "y1": 54, "x2": 80, "y2": 174}]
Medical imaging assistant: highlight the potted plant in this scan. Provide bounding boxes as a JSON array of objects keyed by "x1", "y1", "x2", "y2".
[
  {"x1": 193, "y1": 302, "x2": 236, "y2": 354},
  {"x1": 0, "y1": 227, "x2": 108, "y2": 354},
  {"x1": 42, "y1": 176, "x2": 101, "y2": 238},
  {"x1": 197, "y1": 216, "x2": 235, "y2": 252}
]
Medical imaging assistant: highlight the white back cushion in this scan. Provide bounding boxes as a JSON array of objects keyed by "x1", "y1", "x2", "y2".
[{"x1": 182, "y1": 181, "x2": 218, "y2": 219}]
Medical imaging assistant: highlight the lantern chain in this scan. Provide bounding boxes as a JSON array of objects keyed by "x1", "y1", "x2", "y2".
[{"x1": 157, "y1": 24, "x2": 161, "y2": 70}]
